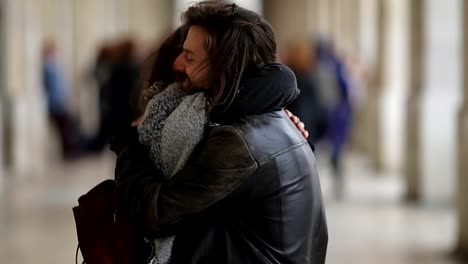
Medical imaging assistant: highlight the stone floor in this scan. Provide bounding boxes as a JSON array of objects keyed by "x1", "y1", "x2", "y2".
[{"x1": 0, "y1": 151, "x2": 465, "y2": 264}]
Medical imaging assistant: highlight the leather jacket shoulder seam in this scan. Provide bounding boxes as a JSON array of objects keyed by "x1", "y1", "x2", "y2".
[
  {"x1": 258, "y1": 140, "x2": 308, "y2": 166},
  {"x1": 225, "y1": 125, "x2": 260, "y2": 167}
]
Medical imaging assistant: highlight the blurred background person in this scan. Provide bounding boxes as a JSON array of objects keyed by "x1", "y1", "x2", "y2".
[
  {"x1": 284, "y1": 38, "x2": 328, "y2": 147},
  {"x1": 284, "y1": 37, "x2": 354, "y2": 199},
  {"x1": 88, "y1": 38, "x2": 143, "y2": 153},
  {"x1": 42, "y1": 40, "x2": 84, "y2": 160},
  {"x1": 314, "y1": 38, "x2": 353, "y2": 199},
  {"x1": 88, "y1": 42, "x2": 114, "y2": 152}
]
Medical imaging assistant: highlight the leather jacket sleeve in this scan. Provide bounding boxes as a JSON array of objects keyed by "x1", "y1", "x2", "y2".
[{"x1": 113, "y1": 126, "x2": 258, "y2": 237}]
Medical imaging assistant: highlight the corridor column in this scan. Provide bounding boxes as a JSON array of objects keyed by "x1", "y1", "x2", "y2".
[
  {"x1": 308, "y1": 0, "x2": 320, "y2": 36},
  {"x1": 457, "y1": 0, "x2": 468, "y2": 256},
  {"x1": 262, "y1": 0, "x2": 313, "y2": 48},
  {"x1": 347, "y1": 0, "x2": 368, "y2": 153},
  {"x1": 0, "y1": 0, "x2": 7, "y2": 189},
  {"x1": 349, "y1": 0, "x2": 361, "y2": 54},
  {"x1": 329, "y1": 0, "x2": 341, "y2": 47},
  {"x1": 316, "y1": 0, "x2": 331, "y2": 36},
  {"x1": 368, "y1": 0, "x2": 387, "y2": 171},
  {"x1": 340, "y1": 0, "x2": 355, "y2": 53},
  {"x1": 127, "y1": 0, "x2": 172, "y2": 42},
  {"x1": 404, "y1": 0, "x2": 425, "y2": 201}
]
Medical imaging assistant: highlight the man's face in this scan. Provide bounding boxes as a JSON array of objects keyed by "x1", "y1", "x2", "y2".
[{"x1": 173, "y1": 26, "x2": 210, "y2": 90}]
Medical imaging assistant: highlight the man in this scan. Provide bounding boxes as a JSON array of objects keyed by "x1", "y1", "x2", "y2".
[{"x1": 112, "y1": 1, "x2": 328, "y2": 263}]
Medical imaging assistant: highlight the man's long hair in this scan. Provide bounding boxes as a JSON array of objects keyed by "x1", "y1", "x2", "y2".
[{"x1": 182, "y1": 1, "x2": 277, "y2": 110}]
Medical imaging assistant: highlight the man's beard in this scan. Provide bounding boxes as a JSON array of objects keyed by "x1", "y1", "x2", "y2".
[
  {"x1": 182, "y1": 78, "x2": 193, "y2": 92},
  {"x1": 174, "y1": 72, "x2": 192, "y2": 92},
  {"x1": 175, "y1": 72, "x2": 206, "y2": 93},
  {"x1": 175, "y1": 72, "x2": 187, "y2": 83}
]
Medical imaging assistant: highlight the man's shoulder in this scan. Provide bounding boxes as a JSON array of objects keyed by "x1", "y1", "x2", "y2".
[
  {"x1": 210, "y1": 111, "x2": 308, "y2": 165},
  {"x1": 193, "y1": 125, "x2": 257, "y2": 171}
]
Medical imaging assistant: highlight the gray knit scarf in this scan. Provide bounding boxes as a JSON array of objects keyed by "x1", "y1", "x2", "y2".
[{"x1": 137, "y1": 81, "x2": 208, "y2": 264}]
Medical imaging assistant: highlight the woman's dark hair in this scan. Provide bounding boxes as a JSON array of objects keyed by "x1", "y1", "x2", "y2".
[
  {"x1": 146, "y1": 25, "x2": 189, "y2": 88},
  {"x1": 138, "y1": 26, "x2": 188, "y2": 113},
  {"x1": 182, "y1": 1, "x2": 277, "y2": 110}
]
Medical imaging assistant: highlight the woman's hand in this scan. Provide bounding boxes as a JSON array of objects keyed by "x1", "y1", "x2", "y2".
[{"x1": 285, "y1": 110, "x2": 309, "y2": 139}]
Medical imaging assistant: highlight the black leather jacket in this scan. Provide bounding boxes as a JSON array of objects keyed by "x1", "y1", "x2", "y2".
[
  {"x1": 113, "y1": 64, "x2": 327, "y2": 263},
  {"x1": 114, "y1": 110, "x2": 328, "y2": 263}
]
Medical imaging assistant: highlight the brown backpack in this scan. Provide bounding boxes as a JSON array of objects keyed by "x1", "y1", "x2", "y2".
[{"x1": 72, "y1": 179, "x2": 149, "y2": 264}]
